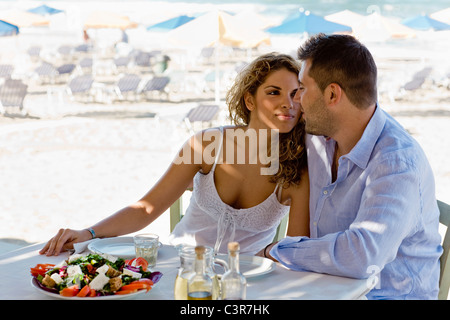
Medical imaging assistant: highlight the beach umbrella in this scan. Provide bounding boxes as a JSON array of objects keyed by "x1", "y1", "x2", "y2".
[
  {"x1": 27, "y1": 4, "x2": 63, "y2": 16},
  {"x1": 0, "y1": 9, "x2": 49, "y2": 28},
  {"x1": 402, "y1": 14, "x2": 450, "y2": 31},
  {"x1": 431, "y1": 7, "x2": 450, "y2": 24},
  {"x1": 147, "y1": 15, "x2": 196, "y2": 31},
  {"x1": 0, "y1": 20, "x2": 19, "y2": 37},
  {"x1": 352, "y1": 12, "x2": 416, "y2": 42},
  {"x1": 325, "y1": 10, "x2": 365, "y2": 29},
  {"x1": 84, "y1": 11, "x2": 137, "y2": 30},
  {"x1": 266, "y1": 9, "x2": 352, "y2": 35},
  {"x1": 168, "y1": 10, "x2": 270, "y2": 48},
  {"x1": 168, "y1": 10, "x2": 270, "y2": 103}
]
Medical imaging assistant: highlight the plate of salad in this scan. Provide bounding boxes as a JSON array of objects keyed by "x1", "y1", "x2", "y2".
[{"x1": 30, "y1": 253, "x2": 162, "y2": 299}]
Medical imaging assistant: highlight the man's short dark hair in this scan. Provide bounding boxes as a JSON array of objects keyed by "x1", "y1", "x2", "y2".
[{"x1": 297, "y1": 33, "x2": 378, "y2": 109}]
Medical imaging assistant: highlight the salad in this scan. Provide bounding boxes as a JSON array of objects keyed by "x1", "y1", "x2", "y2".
[{"x1": 30, "y1": 253, "x2": 162, "y2": 297}]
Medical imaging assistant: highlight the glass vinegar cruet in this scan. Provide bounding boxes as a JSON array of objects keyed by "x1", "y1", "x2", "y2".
[
  {"x1": 221, "y1": 242, "x2": 247, "y2": 300},
  {"x1": 187, "y1": 246, "x2": 213, "y2": 300}
]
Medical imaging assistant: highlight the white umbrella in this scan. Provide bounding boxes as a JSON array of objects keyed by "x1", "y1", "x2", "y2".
[
  {"x1": 84, "y1": 11, "x2": 137, "y2": 30},
  {"x1": 431, "y1": 7, "x2": 450, "y2": 24},
  {"x1": 0, "y1": 9, "x2": 49, "y2": 28},
  {"x1": 325, "y1": 9, "x2": 365, "y2": 29},
  {"x1": 168, "y1": 10, "x2": 270, "y2": 49},
  {"x1": 168, "y1": 10, "x2": 270, "y2": 103},
  {"x1": 352, "y1": 12, "x2": 416, "y2": 42}
]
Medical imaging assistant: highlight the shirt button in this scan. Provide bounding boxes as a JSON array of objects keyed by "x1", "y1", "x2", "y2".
[
  {"x1": 313, "y1": 222, "x2": 317, "y2": 226},
  {"x1": 323, "y1": 190, "x2": 328, "y2": 195}
]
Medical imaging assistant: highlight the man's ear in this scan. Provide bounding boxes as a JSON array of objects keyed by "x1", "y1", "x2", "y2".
[
  {"x1": 244, "y1": 92, "x2": 255, "y2": 111},
  {"x1": 325, "y1": 83, "x2": 342, "y2": 107}
]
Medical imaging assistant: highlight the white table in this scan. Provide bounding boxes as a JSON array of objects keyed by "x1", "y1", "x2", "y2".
[{"x1": 0, "y1": 240, "x2": 372, "y2": 300}]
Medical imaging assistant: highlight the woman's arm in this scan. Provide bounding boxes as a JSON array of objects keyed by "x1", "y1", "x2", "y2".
[{"x1": 40, "y1": 133, "x2": 204, "y2": 256}]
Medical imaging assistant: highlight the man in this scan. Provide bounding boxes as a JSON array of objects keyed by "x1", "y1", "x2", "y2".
[{"x1": 262, "y1": 34, "x2": 442, "y2": 299}]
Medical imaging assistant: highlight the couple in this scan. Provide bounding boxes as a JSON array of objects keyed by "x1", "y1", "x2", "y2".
[{"x1": 41, "y1": 34, "x2": 442, "y2": 300}]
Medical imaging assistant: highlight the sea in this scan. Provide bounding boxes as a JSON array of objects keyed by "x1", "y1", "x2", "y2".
[{"x1": 2, "y1": 0, "x2": 449, "y2": 20}]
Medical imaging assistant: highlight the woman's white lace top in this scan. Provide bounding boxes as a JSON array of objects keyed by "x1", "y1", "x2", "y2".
[{"x1": 169, "y1": 127, "x2": 290, "y2": 255}]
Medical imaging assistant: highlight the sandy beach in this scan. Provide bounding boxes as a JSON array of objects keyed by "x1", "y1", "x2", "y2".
[{"x1": 1, "y1": 1, "x2": 450, "y2": 254}]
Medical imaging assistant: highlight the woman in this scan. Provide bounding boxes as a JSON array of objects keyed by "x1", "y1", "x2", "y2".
[{"x1": 40, "y1": 53, "x2": 309, "y2": 256}]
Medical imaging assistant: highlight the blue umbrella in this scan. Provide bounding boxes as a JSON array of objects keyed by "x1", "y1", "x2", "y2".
[
  {"x1": 267, "y1": 10, "x2": 351, "y2": 35},
  {"x1": 0, "y1": 20, "x2": 19, "y2": 37},
  {"x1": 402, "y1": 14, "x2": 450, "y2": 31},
  {"x1": 28, "y1": 4, "x2": 63, "y2": 16},
  {"x1": 147, "y1": 15, "x2": 195, "y2": 31}
]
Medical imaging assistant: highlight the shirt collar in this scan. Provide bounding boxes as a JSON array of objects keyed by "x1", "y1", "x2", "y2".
[{"x1": 344, "y1": 104, "x2": 386, "y2": 169}]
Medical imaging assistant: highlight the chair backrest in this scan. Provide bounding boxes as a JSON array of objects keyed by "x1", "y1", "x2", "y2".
[{"x1": 438, "y1": 200, "x2": 450, "y2": 300}]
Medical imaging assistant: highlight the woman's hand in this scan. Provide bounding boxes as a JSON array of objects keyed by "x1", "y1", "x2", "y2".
[{"x1": 39, "y1": 228, "x2": 92, "y2": 256}]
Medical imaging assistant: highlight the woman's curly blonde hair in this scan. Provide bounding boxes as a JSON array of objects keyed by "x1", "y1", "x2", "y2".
[{"x1": 226, "y1": 53, "x2": 307, "y2": 187}]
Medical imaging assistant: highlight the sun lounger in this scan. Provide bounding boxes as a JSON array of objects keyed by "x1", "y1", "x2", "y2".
[
  {"x1": 184, "y1": 104, "x2": 220, "y2": 134},
  {"x1": 0, "y1": 79, "x2": 28, "y2": 115},
  {"x1": 141, "y1": 76, "x2": 170, "y2": 100},
  {"x1": 66, "y1": 75, "x2": 94, "y2": 102},
  {"x1": 114, "y1": 74, "x2": 141, "y2": 102}
]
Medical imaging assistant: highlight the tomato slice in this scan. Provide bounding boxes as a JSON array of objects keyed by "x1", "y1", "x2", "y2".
[
  {"x1": 60, "y1": 285, "x2": 80, "y2": 297},
  {"x1": 30, "y1": 264, "x2": 55, "y2": 277},
  {"x1": 76, "y1": 285, "x2": 91, "y2": 297},
  {"x1": 125, "y1": 257, "x2": 148, "y2": 271}
]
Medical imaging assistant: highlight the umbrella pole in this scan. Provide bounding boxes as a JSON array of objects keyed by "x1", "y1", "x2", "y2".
[{"x1": 214, "y1": 42, "x2": 220, "y2": 104}]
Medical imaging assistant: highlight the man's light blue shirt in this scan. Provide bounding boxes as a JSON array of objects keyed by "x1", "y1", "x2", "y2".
[{"x1": 271, "y1": 106, "x2": 442, "y2": 299}]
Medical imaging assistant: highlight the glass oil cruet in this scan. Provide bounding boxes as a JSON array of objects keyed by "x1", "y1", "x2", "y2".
[
  {"x1": 221, "y1": 241, "x2": 247, "y2": 300},
  {"x1": 187, "y1": 245, "x2": 213, "y2": 300},
  {"x1": 174, "y1": 245, "x2": 223, "y2": 300}
]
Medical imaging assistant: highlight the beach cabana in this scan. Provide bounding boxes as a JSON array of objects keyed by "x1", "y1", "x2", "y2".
[
  {"x1": 402, "y1": 14, "x2": 450, "y2": 31},
  {"x1": 147, "y1": 15, "x2": 195, "y2": 31},
  {"x1": 0, "y1": 20, "x2": 19, "y2": 37},
  {"x1": 27, "y1": 4, "x2": 63, "y2": 16},
  {"x1": 352, "y1": 12, "x2": 416, "y2": 42},
  {"x1": 267, "y1": 9, "x2": 352, "y2": 35}
]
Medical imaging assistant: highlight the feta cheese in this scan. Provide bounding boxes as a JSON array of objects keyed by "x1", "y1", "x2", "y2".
[
  {"x1": 123, "y1": 268, "x2": 142, "y2": 279},
  {"x1": 68, "y1": 254, "x2": 84, "y2": 263},
  {"x1": 67, "y1": 265, "x2": 83, "y2": 277},
  {"x1": 96, "y1": 264, "x2": 110, "y2": 275},
  {"x1": 100, "y1": 253, "x2": 117, "y2": 263},
  {"x1": 50, "y1": 273, "x2": 63, "y2": 285},
  {"x1": 89, "y1": 273, "x2": 110, "y2": 291}
]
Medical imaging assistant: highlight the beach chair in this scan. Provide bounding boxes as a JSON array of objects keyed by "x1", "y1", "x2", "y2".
[
  {"x1": 57, "y1": 45, "x2": 74, "y2": 61},
  {"x1": 27, "y1": 46, "x2": 41, "y2": 62},
  {"x1": 0, "y1": 79, "x2": 28, "y2": 115},
  {"x1": 56, "y1": 63, "x2": 76, "y2": 83},
  {"x1": 66, "y1": 75, "x2": 94, "y2": 102},
  {"x1": 134, "y1": 51, "x2": 153, "y2": 73},
  {"x1": 78, "y1": 57, "x2": 93, "y2": 75},
  {"x1": 114, "y1": 74, "x2": 142, "y2": 102},
  {"x1": 401, "y1": 66, "x2": 433, "y2": 92},
  {"x1": 141, "y1": 76, "x2": 170, "y2": 100},
  {"x1": 113, "y1": 56, "x2": 131, "y2": 73},
  {"x1": 34, "y1": 62, "x2": 58, "y2": 84},
  {"x1": 184, "y1": 104, "x2": 220, "y2": 134},
  {"x1": 0, "y1": 64, "x2": 13, "y2": 79}
]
